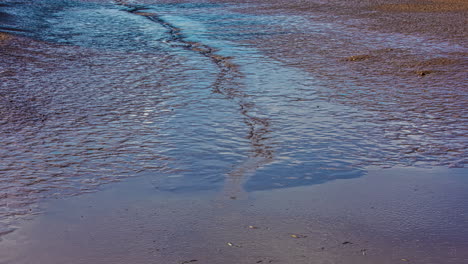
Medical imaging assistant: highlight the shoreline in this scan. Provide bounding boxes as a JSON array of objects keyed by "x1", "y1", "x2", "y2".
[{"x1": 1, "y1": 1, "x2": 467, "y2": 263}]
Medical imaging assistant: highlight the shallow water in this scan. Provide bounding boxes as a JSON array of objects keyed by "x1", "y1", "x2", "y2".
[{"x1": 0, "y1": 0, "x2": 467, "y2": 235}]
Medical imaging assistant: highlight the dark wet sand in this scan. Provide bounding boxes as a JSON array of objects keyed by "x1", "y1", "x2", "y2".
[{"x1": 2, "y1": 168, "x2": 468, "y2": 264}]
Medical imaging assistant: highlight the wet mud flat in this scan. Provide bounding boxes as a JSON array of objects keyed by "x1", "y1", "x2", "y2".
[{"x1": 1, "y1": 0, "x2": 468, "y2": 263}]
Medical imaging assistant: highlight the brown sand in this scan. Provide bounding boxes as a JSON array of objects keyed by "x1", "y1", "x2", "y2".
[
  {"x1": 0, "y1": 32, "x2": 11, "y2": 42},
  {"x1": 377, "y1": 0, "x2": 468, "y2": 12},
  {"x1": 209, "y1": 0, "x2": 467, "y2": 82},
  {"x1": 216, "y1": 0, "x2": 467, "y2": 40}
]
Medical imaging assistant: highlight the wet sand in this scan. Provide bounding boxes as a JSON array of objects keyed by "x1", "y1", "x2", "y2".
[
  {"x1": 0, "y1": 32, "x2": 11, "y2": 42},
  {"x1": 1, "y1": 0, "x2": 467, "y2": 263},
  {"x1": 226, "y1": 0, "x2": 467, "y2": 87},
  {"x1": 376, "y1": 0, "x2": 468, "y2": 13},
  {"x1": 2, "y1": 168, "x2": 468, "y2": 264},
  {"x1": 215, "y1": 0, "x2": 467, "y2": 90},
  {"x1": 219, "y1": 0, "x2": 468, "y2": 40},
  {"x1": 222, "y1": 0, "x2": 468, "y2": 170}
]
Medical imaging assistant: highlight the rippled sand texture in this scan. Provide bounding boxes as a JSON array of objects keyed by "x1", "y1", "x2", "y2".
[
  {"x1": 0, "y1": 0, "x2": 467, "y2": 244},
  {"x1": 222, "y1": 0, "x2": 467, "y2": 167},
  {"x1": 0, "y1": 36, "x2": 173, "y2": 226},
  {"x1": 0, "y1": 1, "x2": 274, "y2": 232}
]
